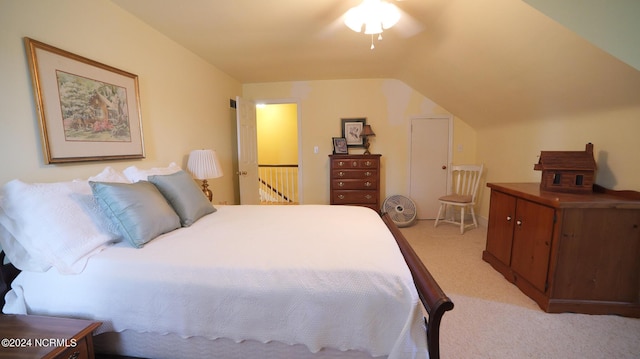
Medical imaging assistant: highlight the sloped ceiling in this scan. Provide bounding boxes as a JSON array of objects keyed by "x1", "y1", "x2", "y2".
[
  {"x1": 523, "y1": 0, "x2": 640, "y2": 72},
  {"x1": 110, "y1": 0, "x2": 640, "y2": 129}
]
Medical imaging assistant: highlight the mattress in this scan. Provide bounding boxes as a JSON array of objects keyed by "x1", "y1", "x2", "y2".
[
  {"x1": 94, "y1": 330, "x2": 384, "y2": 359},
  {"x1": 4, "y1": 205, "x2": 428, "y2": 358}
]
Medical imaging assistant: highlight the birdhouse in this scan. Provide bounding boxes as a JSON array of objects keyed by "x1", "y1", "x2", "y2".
[{"x1": 534, "y1": 143, "x2": 597, "y2": 193}]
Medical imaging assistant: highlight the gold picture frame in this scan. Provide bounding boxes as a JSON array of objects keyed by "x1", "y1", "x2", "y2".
[{"x1": 24, "y1": 37, "x2": 145, "y2": 164}]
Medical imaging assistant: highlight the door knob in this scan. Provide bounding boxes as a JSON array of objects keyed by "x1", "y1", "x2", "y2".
[{"x1": 442, "y1": 165, "x2": 447, "y2": 170}]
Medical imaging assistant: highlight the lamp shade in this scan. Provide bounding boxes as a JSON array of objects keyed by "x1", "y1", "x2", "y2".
[
  {"x1": 361, "y1": 124, "x2": 376, "y2": 137},
  {"x1": 187, "y1": 149, "x2": 223, "y2": 180}
]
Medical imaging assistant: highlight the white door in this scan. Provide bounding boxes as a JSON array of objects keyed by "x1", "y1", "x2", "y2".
[
  {"x1": 409, "y1": 117, "x2": 452, "y2": 219},
  {"x1": 236, "y1": 96, "x2": 260, "y2": 204}
]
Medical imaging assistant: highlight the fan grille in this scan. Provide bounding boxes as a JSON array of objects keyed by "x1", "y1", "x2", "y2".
[{"x1": 383, "y1": 195, "x2": 417, "y2": 227}]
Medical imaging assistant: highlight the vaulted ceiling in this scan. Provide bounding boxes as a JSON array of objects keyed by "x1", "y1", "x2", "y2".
[{"x1": 110, "y1": 0, "x2": 640, "y2": 129}]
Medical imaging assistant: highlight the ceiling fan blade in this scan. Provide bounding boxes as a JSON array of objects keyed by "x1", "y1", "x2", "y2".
[
  {"x1": 317, "y1": 12, "x2": 349, "y2": 39},
  {"x1": 393, "y1": 8, "x2": 424, "y2": 38}
]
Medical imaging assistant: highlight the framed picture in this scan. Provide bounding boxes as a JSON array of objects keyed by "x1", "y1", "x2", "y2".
[
  {"x1": 332, "y1": 137, "x2": 348, "y2": 154},
  {"x1": 24, "y1": 37, "x2": 145, "y2": 164},
  {"x1": 341, "y1": 118, "x2": 366, "y2": 148}
]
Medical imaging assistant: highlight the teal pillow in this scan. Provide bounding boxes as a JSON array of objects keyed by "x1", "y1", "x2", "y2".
[
  {"x1": 90, "y1": 181, "x2": 180, "y2": 248},
  {"x1": 148, "y1": 170, "x2": 216, "y2": 227}
]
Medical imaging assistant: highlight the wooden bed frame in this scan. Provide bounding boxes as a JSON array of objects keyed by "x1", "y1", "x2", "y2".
[
  {"x1": 0, "y1": 212, "x2": 453, "y2": 359},
  {"x1": 381, "y1": 213, "x2": 454, "y2": 359}
]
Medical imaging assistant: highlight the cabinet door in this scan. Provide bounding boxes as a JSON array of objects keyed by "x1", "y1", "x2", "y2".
[
  {"x1": 554, "y1": 208, "x2": 640, "y2": 302},
  {"x1": 486, "y1": 190, "x2": 517, "y2": 265},
  {"x1": 510, "y1": 199, "x2": 555, "y2": 292}
]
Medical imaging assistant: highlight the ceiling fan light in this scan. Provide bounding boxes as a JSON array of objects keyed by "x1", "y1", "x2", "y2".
[
  {"x1": 344, "y1": 7, "x2": 365, "y2": 32},
  {"x1": 345, "y1": 0, "x2": 401, "y2": 34},
  {"x1": 364, "y1": 20, "x2": 383, "y2": 35},
  {"x1": 380, "y1": 3, "x2": 401, "y2": 29}
]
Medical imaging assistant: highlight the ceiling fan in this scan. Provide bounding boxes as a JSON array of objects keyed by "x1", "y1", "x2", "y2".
[{"x1": 342, "y1": 0, "x2": 424, "y2": 49}]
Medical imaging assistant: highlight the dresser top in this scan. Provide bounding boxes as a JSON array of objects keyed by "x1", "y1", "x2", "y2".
[
  {"x1": 329, "y1": 154, "x2": 381, "y2": 158},
  {"x1": 488, "y1": 182, "x2": 640, "y2": 209}
]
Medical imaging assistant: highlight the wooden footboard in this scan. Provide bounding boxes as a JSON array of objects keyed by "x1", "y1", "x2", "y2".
[{"x1": 381, "y1": 213, "x2": 454, "y2": 359}]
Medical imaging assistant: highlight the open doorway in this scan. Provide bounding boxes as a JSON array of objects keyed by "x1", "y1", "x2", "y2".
[{"x1": 256, "y1": 103, "x2": 300, "y2": 204}]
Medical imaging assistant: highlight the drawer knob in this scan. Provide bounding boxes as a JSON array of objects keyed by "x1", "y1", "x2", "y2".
[
  {"x1": 352, "y1": 161, "x2": 358, "y2": 167},
  {"x1": 364, "y1": 181, "x2": 372, "y2": 187},
  {"x1": 338, "y1": 194, "x2": 345, "y2": 199},
  {"x1": 364, "y1": 171, "x2": 372, "y2": 177},
  {"x1": 338, "y1": 181, "x2": 344, "y2": 187},
  {"x1": 365, "y1": 194, "x2": 372, "y2": 200},
  {"x1": 365, "y1": 161, "x2": 372, "y2": 166},
  {"x1": 338, "y1": 161, "x2": 345, "y2": 166},
  {"x1": 506, "y1": 216, "x2": 512, "y2": 221},
  {"x1": 516, "y1": 220, "x2": 522, "y2": 226},
  {"x1": 338, "y1": 171, "x2": 345, "y2": 177}
]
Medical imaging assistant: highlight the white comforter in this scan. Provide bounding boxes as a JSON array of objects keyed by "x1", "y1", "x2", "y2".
[{"x1": 4, "y1": 205, "x2": 427, "y2": 358}]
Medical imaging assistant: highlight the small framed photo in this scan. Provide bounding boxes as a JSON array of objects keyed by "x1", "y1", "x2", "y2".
[
  {"x1": 332, "y1": 137, "x2": 348, "y2": 154},
  {"x1": 341, "y1": 118, "x2": 366, "y2": 148}
]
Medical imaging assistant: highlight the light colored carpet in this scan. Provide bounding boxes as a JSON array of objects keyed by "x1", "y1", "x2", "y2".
[{"x1": 400, "y1": 220, "x2": 640, "y2": 359}]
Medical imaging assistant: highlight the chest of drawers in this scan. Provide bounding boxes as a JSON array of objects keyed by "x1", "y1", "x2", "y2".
[{"x1": 329, "y1": 154, "x2": 381, "y2": 212}]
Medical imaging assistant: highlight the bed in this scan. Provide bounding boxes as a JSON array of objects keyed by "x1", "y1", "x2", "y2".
[{"x1": 0, "y1": 165, "x2": 453, "y2": 359}]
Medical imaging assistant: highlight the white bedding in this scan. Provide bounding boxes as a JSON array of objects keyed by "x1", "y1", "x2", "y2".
[{"x1": 4, "y1": 205, "x2": 427, "y2": 358}]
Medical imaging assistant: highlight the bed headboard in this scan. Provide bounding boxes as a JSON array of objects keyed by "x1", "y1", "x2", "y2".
[{"x1": 0, "y1": 251, "x2": 20, "y2": 309}]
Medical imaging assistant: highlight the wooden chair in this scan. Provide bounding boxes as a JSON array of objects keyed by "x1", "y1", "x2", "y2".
[{"x1": 434, "y1": 164, "x2": 484, "y2": 234}]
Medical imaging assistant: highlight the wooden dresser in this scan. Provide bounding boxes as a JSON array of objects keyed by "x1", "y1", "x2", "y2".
[
  {"x1": 482, "y1": 183, "x2": 640, "y2": 317},
  {"x1": 0, "y1": 314, "x2": 101, "y2": 358},
  {"x1": 329, "y1": 154, "x2": 381, "y2": 212}
]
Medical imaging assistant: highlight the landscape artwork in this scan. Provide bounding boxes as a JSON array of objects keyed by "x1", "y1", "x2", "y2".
[
  {"x1": 57, "y1": 71, "x2": 132, "y2": 142},
  {"x1": 25, "y1": 37, "x2": 144, "y2": 163}
]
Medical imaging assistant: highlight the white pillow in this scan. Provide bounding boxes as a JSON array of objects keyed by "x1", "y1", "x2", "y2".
[
  {"x1": 0, "y1": 179, "x2": 120, "y2": 274},
  {"x1": 0, "y1": 207, "x2": 49, "y2": 271},
  {"x1": 123, "y1": 162, "x2": 181, "y2": 182},
  {"x1": 88, "y1": 166, "x2": 131, "y2": 183}
]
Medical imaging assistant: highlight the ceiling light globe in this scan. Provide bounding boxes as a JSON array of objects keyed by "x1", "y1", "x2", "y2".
[{"x1": 344, "y1": 0, "x2": 401, "y2": 35}]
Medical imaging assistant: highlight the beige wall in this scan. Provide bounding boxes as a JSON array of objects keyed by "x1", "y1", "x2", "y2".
[
  {"x1": 476, "y1": 106, "x2": 640, "y2": 217},
  {"x1": 0, "y1": 0, "x2": 241, "y2": 205},
  {"x1": 245, "y1": 78, "x2": 640, "y2": 221},
  {"x1": 244, "y1": 79, "x2": 476, "y2": 206},
  {"x1": 3, "y1": 0, "x2": 636, "y2": 220}
]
